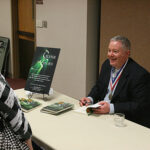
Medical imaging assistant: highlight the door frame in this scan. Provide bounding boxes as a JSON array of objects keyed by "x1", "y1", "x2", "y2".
[
  {"x1": 11, "y1": 0, "x2": 36, "y2": 78},
  {"x1": 11, "y1": 0, "x2": 20, "y2": 78}
]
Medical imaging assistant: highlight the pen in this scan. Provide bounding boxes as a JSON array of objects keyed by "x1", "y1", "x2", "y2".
[{"x1": 79, "y1": 100, "x2": 91, "y2": 105}]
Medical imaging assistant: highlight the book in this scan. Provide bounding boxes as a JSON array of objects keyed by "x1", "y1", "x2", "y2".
[
  {"x1": 25, "y1": 47, "x2": 60, "y2": 94},
  {"x1": 74, "y1": 103, "x2": 101, "y2": 115},
  {"x1": 86, "y1": 103, "x2": 101, "y2": 114},
  {"x1": 40, "y1": 101, "x2": 74, "y2": 115},
  {"x1": 19, "y1": 98, "x2": 41, "y2": 112}
]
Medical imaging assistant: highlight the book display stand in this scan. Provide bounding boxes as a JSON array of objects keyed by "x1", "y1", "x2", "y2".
[{"x1": 25, "y1": 88, "x2": 53, "y2": 100}]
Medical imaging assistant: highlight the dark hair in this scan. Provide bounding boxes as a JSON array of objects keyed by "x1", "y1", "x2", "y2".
[{"x1": 110, "y1": 35, "x2": 131, "y2": 50}]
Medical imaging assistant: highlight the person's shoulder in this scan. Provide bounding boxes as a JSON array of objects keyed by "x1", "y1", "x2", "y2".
[
  {"x1": 101, "y1": 59, "x2": 110, "y2": 67},
  {"x1": 100, "y1": 59, "x2": 111, "y2": 71},
  {"x1": 128, "y1": 58, "x2": 149, "y2": 75}
]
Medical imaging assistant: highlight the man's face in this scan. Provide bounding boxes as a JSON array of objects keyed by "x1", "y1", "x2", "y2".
[{"x1": 107, "y1": 41, "x2": 130, "y2": 69}]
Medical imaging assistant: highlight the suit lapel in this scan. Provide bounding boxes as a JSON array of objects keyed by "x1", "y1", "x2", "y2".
[
  {"x1": 105, "y1": 67, "x2": 111, "y2": 87},
  {"x1": 112, "y1": 59, "x2": 130, "y2": 99},
  {"x1": 103, "y1": 63, "x2": 111, "y2": 95}
]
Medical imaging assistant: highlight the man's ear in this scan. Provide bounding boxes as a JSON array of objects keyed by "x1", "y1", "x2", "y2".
[{"x1": 127, "y1": 50, "x2": 130, "y2": 56}]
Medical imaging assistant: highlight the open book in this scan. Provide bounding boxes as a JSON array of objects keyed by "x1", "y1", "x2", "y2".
[
  {"x1": 74, "y1": 103, "x2": 101, "y2": 115},
  {"x1": 19, "y1": 98, "x2": 41, "y2": 112}
]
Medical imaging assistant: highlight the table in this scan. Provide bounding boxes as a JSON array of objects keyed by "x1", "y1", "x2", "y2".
[{"x1": 15, "y1": 89, "x2": 150, "y2": 150}]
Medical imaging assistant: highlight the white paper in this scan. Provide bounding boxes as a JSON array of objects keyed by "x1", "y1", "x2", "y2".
[{"x1": 74, "y1": 106, "x2": 87, "y2": 114}]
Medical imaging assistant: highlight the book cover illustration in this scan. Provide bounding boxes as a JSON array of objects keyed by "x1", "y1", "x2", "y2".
[
  {"x1": 41, "y1": 101, "x2": 74, "y2": 115},
  {"x1": 19, "y1": 98, "x2": 41, "y2": 112},
  {"x1": 25, "y1": 47, "x2": 60, "y2": 94}
]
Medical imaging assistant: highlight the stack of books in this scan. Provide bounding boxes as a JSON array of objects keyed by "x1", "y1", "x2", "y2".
[{"x1": 40, "y1": 101, "x2": 74, "y2": 115}]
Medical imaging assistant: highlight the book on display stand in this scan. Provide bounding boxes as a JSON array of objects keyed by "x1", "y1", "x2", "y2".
[{"x1": 25, "y1": 47, "x2": 60, "y2": 96}]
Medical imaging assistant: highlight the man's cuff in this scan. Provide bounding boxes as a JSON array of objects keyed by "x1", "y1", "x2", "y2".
[
  {"x1": 87, "y1": 97, "x2": 93, "y2": 104},
  {"x1": 109, "y1": 103, "x2": 114, "y2": 114}
]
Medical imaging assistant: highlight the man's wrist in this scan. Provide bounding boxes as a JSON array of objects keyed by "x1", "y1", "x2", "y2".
[
  {"x1": 87, "y1": 96, "x2": 93, "y2": 104},
  {"x1": 109, "y1": 103, "x2": 114, "y2": 114}
]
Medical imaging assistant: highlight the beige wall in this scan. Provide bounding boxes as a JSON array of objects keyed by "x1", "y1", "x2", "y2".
[
  {"x1": 100, "y1": 0, "x2": 150, "y2": 72},
  {"x1": 0, "y1": 0, "x2": 12, "y2": 75},
  {"x1": 0, "y1": 0, "x2": 100, "y2": 99},
  {"x1": 36, "y1": 0, "x2": 100, "y2": 99}
]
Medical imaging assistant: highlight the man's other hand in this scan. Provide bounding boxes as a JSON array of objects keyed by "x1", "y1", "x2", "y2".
[
  {"x1": 79, "y1": 97, "x2": 92, "y2": 106},
  {"x1": 92, "y1": 101, "x2": 110, "y2": 114}
]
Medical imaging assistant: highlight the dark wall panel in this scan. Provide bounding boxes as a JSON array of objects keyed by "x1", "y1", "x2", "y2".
[{"x1": 19, "y1": 39, "x2": 34, "y2": 78}]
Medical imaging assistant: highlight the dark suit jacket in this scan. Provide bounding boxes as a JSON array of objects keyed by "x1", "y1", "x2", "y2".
[{"x1": 88, "y1": 58, "x2": 150, "y2": 128}]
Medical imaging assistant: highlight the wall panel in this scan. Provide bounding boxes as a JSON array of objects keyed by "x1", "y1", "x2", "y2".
[{"x1": 100, "y1": 0, "x2": 150, "y2": 72}]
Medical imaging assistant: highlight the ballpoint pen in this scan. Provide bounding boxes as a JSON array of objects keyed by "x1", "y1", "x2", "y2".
[{"x1": 79, "y1": 100, "x2": 91, "y2": 105}]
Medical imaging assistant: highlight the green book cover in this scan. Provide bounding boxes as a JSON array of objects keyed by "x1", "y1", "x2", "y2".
[
  {"x1": 19, "y1": 98, "x2": 41, "y2": 112},
  {"x1": 25, "y1": 47, "x2": 60, "y2": 94}
]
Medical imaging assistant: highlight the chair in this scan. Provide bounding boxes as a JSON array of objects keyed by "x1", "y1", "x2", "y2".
[{"x1": 0, "y1": 36, "x2": 10, "y2": 77}]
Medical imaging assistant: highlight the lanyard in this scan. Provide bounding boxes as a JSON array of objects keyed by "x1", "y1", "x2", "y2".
[
  {"x1": 109, "y1": 60, "x2": 128, "y2": 96},
  {"x1": 109, "y1": 60, "x2": 128, "y2": 100},
  {"x1": 110, "y1": 70, "x2": 122, "y2": 93},
  {"x1": 109, "y1": 68, "x2": 123, "y2": 100}
]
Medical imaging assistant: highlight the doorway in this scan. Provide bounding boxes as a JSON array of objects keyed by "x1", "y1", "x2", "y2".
[{"x1": 11, "y1": 0, "x2": 36, "y2": 79}]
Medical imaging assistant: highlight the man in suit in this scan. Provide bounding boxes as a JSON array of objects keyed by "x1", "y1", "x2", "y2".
[{"x1": 80, "y1": 35, "x2": 150, "y2": 127}]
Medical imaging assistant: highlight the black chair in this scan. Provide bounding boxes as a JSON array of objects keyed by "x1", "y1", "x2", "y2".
[{"x1": 0, "y1": 36, "x2": 10, "y2": 77}]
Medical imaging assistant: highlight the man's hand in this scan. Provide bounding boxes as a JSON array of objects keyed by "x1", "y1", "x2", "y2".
[
  {"x1": 79, "y1": 97, "x2": 92, "y2": 106},
  {"x1": 92, "y1": 101, "x2": 110, "y2": 114}
]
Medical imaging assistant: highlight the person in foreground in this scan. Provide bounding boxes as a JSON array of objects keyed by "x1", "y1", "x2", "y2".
[
  {"x1": 80, "y1": 35, "x2": 150, "y2": 128},
  {"x1": 0, "y1": 73, "x2": 33, "y2": 149}
]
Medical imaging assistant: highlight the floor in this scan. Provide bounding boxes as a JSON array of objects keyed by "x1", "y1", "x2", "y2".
[{"x1": 6, "y1": 78, "x2": 26, "y2": 90}]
